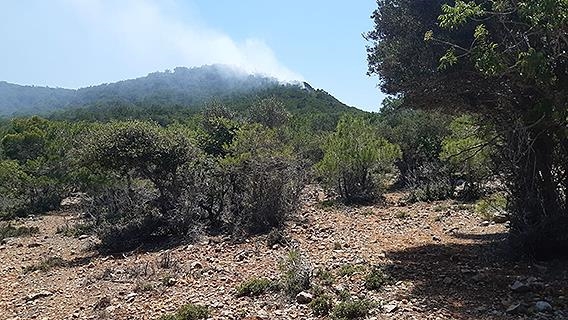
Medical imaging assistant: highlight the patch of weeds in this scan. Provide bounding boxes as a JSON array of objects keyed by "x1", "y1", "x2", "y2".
[
  {"x1": 0, "y1": 223, "x2": 39, "y2": 241},
  {"x1": 309, "y1": 294, "x2": 333, "y2": 316},
  {"x1": 266, "y1": 229, "x2": 287, "y2": 248},
  {"x1": 337, "y1": 289, "x2": 351, "y2": 301},
  {"x1": 24, "y1": 256, "x2": 68, "y2": 273},
  {"x1": 159, "y1": 304, "x2": 209, "y2": 320},
  {"x1": 279, "y1": 249, "x2": 312, "y2": 298},
  {"x1": 235, "y1": 278, "x2": 275, "y2": 297},
  {"x1": 315, "y1": 268, "x2": 335, "y2": 286},
  {"x1": 333, "y1": 242, "x2": 343, "y2": 250},
  {"x1": 364, "y1": 266, "x2": 390, "y2": 291},
  {"x1": 394, "y1": 210, "x2": 410, "y2": 220},
  {"x1": 454, "y1": 203, "x2": 472, "y2": 211},
  {"x1": 360, "y1": 209, "x2": 374, "y2": 216},
  {"x1": 337, "y1": 264, "x2": 365, "y2": 277},
  {"x1": 161, "y1": 275, "x2": 177, "y2": 287},
  {"x1": 134, "y1": 280, "x2": 155, "y2": 292},
  {"x1": 317, "y1": 199, "x2": 338, "y2": 210},
  {"x1": 157, "y1": 252, "x2": 179, "y2": 270},
  {"x1": 331, "y1": 299, "x2": 375, "y2": 320},
  {"x1": 55, "y1": 222, "x2": 92, "y2": 238},
  {"x1": 475, "y1": 193, "x2": 508, "y2": 222},
  {"x1": 432, "y1": 204, "x2": 449, "y2": 212}
]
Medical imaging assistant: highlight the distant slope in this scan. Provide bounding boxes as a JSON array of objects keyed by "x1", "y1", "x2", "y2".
[{"x1": 0, "y1": 65, "x2": 358, "y2": 119}]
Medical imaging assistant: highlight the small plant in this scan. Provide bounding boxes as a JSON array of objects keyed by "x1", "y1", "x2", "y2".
[
  {"x1": 24, "y1": 256, "x2": 68, "y2": 273},
  {"x1": 159, "y1": 304, "x2": 209, "y2": 320},
  {"x1": 158, "y1": 252, "x2": 179, "y2": 270},
  {"x1": 433, "y1": 204, "x2": 449, "y2": 212},
  {"x1": 279, "y1": 249, "x2": 312, "y2": 298},
  {"x1": 315, "y1": 269, "x2": 335, "y2": 286},
  {"x1": 161, "y1": 275, "x2": 177, "y2": 287},
  {"x1": 309, "y1": 294, "x2": 333, "y2": 316},
  {"x1": 134, "y1": 280, "x2": 155, "y2": 292},
  {"x1": 475, "y1": 193, "x2": 508, "y2": 222},
  {"x1": 0, "y1": 223, "x2": 39, "y2": 241},
  {"x1": 337, "y1": 264, "x2": 365, "y2": 277},
  {"x1": 266, "y1": 229, "x2": 287, "y2": 248},
  {"x1": 55, "y1": 222, "x2": 92, "y2": 238},
  {"x1": 236, "y1": 278, "x2": 274, "y2": 297},
  {"x1": 331, "y1": 299, "x2": 375, "y2": 320},
  {"x1": 394, "y1": 210, "x2": 410, "y2": 219},
  {"x1": 316, "y1": 199, "x2": 338, "y2": 210},
  {"x1": 364, "y1": 266, "x2": 390, "y2": 291}
]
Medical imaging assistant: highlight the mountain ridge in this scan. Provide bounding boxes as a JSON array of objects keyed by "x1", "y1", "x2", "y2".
[{"x1": 0, "y1": 65, "x2": 357, "y2": 118}]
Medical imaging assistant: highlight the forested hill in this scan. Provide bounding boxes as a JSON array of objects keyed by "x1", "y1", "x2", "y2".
[{"x1": 0, "y1": 65, "x2": 358, "y2": 120}]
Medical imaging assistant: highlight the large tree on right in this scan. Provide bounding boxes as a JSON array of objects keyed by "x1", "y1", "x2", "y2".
[{"x1": 366, "y1": 0, "x2": 568, "y2": 258}]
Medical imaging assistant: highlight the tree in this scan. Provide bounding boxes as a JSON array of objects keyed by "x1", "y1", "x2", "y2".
[
  {"x1": 366, "y1": 0, "x2": 568, "y2": 257},
  {"x1": 317, "y1": 115, "x2": 400, "y2": 204},
  {"x1": 82, "y1": 120, "x2": 194, "y2": 214}
]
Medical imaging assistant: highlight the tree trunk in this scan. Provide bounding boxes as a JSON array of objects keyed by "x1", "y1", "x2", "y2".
[{"x1": 508, "y1": 126, "x2": 568, "y2": 259}]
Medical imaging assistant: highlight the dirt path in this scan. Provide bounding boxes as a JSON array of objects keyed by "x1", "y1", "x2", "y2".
[{"x1": 1, "y1": 190, "x2": 566, "y2": 319}]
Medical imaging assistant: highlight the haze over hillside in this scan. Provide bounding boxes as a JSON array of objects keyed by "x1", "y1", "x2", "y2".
[{"x1": 0, "y1": 65, "x2": 355, "y2": 118}]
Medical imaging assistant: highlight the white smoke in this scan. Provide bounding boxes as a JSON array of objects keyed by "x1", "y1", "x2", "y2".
[{"x1": 60, "y1": 0, "x2": 303, "y2": 82}]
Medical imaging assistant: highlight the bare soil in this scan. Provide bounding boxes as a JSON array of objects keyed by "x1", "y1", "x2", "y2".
[{"x1": 1, "y1": 188, "x2": 566, "y2": 320}]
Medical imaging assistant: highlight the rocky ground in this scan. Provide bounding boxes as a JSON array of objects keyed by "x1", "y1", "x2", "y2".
[{"x1": 1, "y1": 188, "x2": 567, "y2": 320}]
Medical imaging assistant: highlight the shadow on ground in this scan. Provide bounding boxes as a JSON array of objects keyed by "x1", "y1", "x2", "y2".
[{"x1": 383, "y1": 232, "x2": 568, "y2": 319}]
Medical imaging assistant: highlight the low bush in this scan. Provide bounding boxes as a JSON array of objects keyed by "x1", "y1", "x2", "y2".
[
  {"x1": 0, "y1": 222, "x2": 39, "y2": 241},
  {"x1": 279, "y1": 249, "x2": 312, "y2": 298},
  {"x1": 331, "y1": 299, "x2": 375, "y2": 320},
  {"x1": 159, "y1": 304, "x2": 210, "y2": 320},
  {"x1": 475, "y1": 193, "x2": 508, "y2": 222},
  {"x1": 364, "y1": 266, "x2": 390, "y2": 291},
  {"x1": 309, "y1": 294, "x2": 333, "y2": 316},
  {"x1": 235, "y1": 278, "x2": 275, "y2": 297},
  {"x1": 24, "y1": 256, "x2": 68, "y2": 273},
  {"x1": 318, "y1": 115, "x2": 400, "y2": 204}
]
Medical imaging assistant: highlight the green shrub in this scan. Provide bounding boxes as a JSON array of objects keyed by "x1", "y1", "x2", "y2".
[
  {"x1": 0, "y1": 222, "x2": 39, "y2": 241},
  {"x1": 24, "y1": 256, "x2": 68, "y2": 273},
  {"x1": 317, "y1": 115, "x2": 400, "y2": 204},
  {"x1": 440, "y1": 115, "x2": 494, "y2": 199},
  {"x1": 279, "y1": 249, "x2": 312, "y2": 298},
  {"x1": 331, "y1": 299, "x2": 374, "y2": 320},
  {"x1": 315, "y1": 269, "x2": 335, "y2": 286},
  {"x1": 159, "y1": 304, "x2": 209, "y2": 320},
  {"x1": 309, "y1": 295, "x2": 333, "y2": 316},
  {"x1": 337, "y1": 264, "x2": 365, "y2": 277},
  {"x1": 236, "y1": 278, "x2": 274, "y2": 297},
  {"x1": 364, "y1": 266, "x2": 390, "y2": 291},
  {"x1": 475, "y1": 193, "x2": 508, "y2": 222}
]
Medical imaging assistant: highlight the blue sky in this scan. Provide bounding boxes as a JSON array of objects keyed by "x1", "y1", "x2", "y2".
[{"x1": 0, "y1": 0, "x2": 385, "y2": 112}]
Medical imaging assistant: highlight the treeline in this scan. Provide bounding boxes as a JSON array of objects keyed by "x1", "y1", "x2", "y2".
[
  {"x1": 0, "y1": 65, "x2": 356, "y2": 119},
  {"x1": 0, "y1": 97, "x2": 497, "y2": 253}
]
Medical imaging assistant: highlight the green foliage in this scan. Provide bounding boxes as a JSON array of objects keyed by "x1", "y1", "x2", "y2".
[
  {"x1": 440, "y1": 115, "x2": 494, "y2": 198},
  {"x1": 235, "y1": 278, "x2": 274, "y2": 297},
  {"x1": 247, "y1": 97, "x2": 290, "y2": 128},
  {"x1": 330, "y1": 299, "x2": 375, "y2": 320},
  {"x1": 279, "y1": 249, "x2": 312, "y2": 298},
  {"x1": 337, "y1": 264, "x2": 366, "y2": 277},
  {"x1": 309, "y1": 295, "x2": 333, "y2": 316},
  {"x1": 24, "y1": 256, "x2": 68, "y2": 273},
  {"x1": 367, "y1": 0, "x2": 568, "y2": 257},
  {"x1": 159, "y1": 304, "x2": 210, "y2": 320},
  {"x1": 198, "y1": 103, "x2": 239, "y2": 157},
  {"x1": 364, "y1": 266, "x2": 390, "y2": 291},
  {"x1": 81, "y1": 120, "x2": 194, "y2": 212},
  {"x1": 0, "y1": 222, "x2": 39, "y2": 241},
  {"x1": 475, "y1": 193, "x2": 508, "y2": 222},
  {"x1": 318, "y1": 115, "x2": 400, "y2": 204}
]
